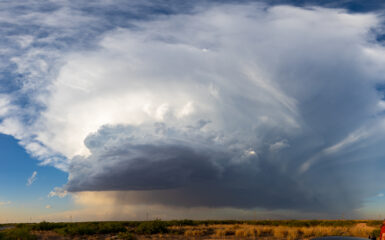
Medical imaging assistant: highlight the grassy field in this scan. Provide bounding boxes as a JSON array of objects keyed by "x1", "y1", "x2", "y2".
[{"x1": 0, "y1": 220, "x2": 382, "y2": 239}]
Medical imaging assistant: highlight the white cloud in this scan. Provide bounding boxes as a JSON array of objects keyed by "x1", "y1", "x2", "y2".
[
  {"x1": 13, "y1": 35, "x2": 34, "y2": 49},
  {"x1": 35, "y1": 6, "x2": 379, "y2": 165},
  {"x1": 0, "y1": 4, "x2": 372, "y2": 163},
  {"x1": 269, "y1": 140, "x2": 290, "y2": 152},
  {"x1": 1, "y1": 2, "x2": 385, "y2": 213},
  {"x1": 48, "y1": 187, "x2": 68, "y2": 198},
  {"x1": 26, "y1": 171, "x2": 37, "y2": 186},
  {"x1": 0, "y1": 95, "x2": 12, "y2": 117}
]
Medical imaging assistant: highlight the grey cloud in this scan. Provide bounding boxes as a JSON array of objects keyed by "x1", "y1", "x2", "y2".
[
  {"x1": 67, "y1": 123, "x2": 318, "y2": 210},
  {"x1": 68, "y1": 124, "x2": 231, "y2": 191},
  {"x1": 59, "y1": 4, "x2": 385, "y2": 214},
  {"x1": 1, "y1": 1, "x2": 385, "y2": 216},
  {"x1": 65, "y1": 122, "x2": 383, "y2": 213}
]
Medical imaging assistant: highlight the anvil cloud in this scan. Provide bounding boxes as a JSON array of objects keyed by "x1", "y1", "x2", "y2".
[{"x1": 1, "y1": 1, "x2": 385, "y2": 215}]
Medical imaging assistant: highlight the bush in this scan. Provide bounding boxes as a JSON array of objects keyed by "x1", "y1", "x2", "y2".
[
  {"x1": 117, "y1": 232, "x2": 137, "y2": 240},
  {"x1": 29, "y1": 221, "x2": 127, "y2": 236},
  {"x1": 0, "y1": 227, "x2": 37, "y2": 240},
  {"x1": 372, "y1": 229, "x2": 381, "y2": 238},
  {"x1": 136, "y1": 220, "x2": 168, "y2": 234},
  {"x1": 32, "y1": 221, "x2": 67, "y2": 231},
  {"x1": 367, "y1": 221, "x2": 383, "y2": 227},
  {"x1": 62, "y1": 223, "x2": 99, "y2": 235},
  {"x1": 97, "y1": 222, "x2": 126, "y2": 234},
  {"x1": 168, "y1": 219, "x2": 196, "y2": 226}
]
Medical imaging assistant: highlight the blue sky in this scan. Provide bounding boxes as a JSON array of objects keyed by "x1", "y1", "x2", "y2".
[
  {"x1": 0, "y1": 134, "x2": 70, "y2": 222},
  {"x1": 2, "y1": 0, "x2": 385, "y2": 221}
]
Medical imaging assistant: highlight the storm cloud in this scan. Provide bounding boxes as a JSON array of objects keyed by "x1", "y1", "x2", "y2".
[
  {"x1": 1, "y1": 1, "x2": 385, "y2": 215},
  {"x1": 67, "y1": 123, "x2": 318, "y2": 210},
  {"x1": 60, "y1": 4, "x2": 385, "y2": 213}
]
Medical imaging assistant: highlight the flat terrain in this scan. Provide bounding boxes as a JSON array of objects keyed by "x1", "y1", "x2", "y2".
[{"x1": 0, "y1": 220, "x2": 382, "y2": 240}]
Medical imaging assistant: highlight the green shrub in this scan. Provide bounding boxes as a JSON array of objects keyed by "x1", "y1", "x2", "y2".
[
  {"x1": 118, "y1": 232, "x2": 137, "y2": 240},
  {"x1": 32, "y1": 221, "x2": 68, "y2": 231},
  {"x1": 0, "y1": 227, "x2": 37, "y2": 240},
  {"x1": 367, "y1": 221, "x2": 383, "y2": 227},
  {"x1": 49, "y1": 222, "x2": 126, "y2": 236},
  {"x1": 97, "y1": 222, "x2": 126, "y2": 234},
  {"x1": 167, "y1": 219, "x2": 196, "y2": 226},
  {"x1": 372, "y1": 229, "x2": 381, "y2": 238},
  {"x1": 60, "y1": 222, "x2": 99, "y2": 235},
  {"x1": 136, "y1": 220, "x2": 168, "y2": 234}
]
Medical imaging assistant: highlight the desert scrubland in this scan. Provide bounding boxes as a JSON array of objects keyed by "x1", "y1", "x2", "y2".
[{"x1": 0, "y1": 220, "x2": 382, "y2": 240}]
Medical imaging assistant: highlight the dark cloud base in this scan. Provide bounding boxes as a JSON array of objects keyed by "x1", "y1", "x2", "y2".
[{"x1": 66, "y1": 123, "x2": 383, "y2": 214}]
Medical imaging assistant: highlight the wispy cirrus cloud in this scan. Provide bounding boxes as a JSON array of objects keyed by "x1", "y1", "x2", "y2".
[{"x1": 26, "y1": 171, "x2": 37, "y2": 186}]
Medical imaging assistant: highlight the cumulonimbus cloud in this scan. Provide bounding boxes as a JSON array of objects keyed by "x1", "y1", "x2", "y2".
[{"x1": 1, "y1": 2, "x2": 385, "y2": 214}]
